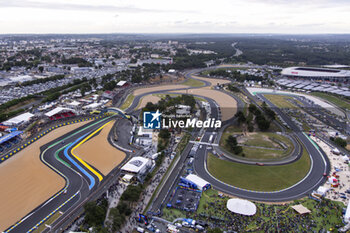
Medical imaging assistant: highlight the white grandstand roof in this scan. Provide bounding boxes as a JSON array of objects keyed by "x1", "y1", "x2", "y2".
[
  {"x1": 332, "y1": 90, "x2": 346, "y2": 95},
  {"x1": 45, "y1": 107, "x2": 74, "y2": 117},
  {"x1": 121, "y1": 157, "x2": 151, "y2": 174},
  {"x1": 3, "y1": 112, "x2": 34, "y2": 125},
  {"x1": 303, "y1": 85, "x2": 317, "y2": 90},
  {"x1": 323, "y1": 65, "x2": 350, "y2": 69},
  {"x1": 117, "y1": 80, "x2": 127, "y2": 86},
  {"x1": 277, "y1": 79, "x2": 291, "y2": 85},
  {"x1": 322, "y1": 87, "x2": 336, "y2": 92},
  {"x1": 286, "y1": 83, "x2": 298, "y2": 87},
  {"x1": 295, "y1": 84, "x2": 307, "y2": 89},
  {"x1": 343, "y1": 92, "x2": 350, "y2": 97},
  {"x1": 282, "y1": 67, "x2": 350, "y2": 78},
  {"x1": 311, "y1": 86, "x2": 324, "y2": 91},
  {"x1": 226, "y1": 199, "x2": 257, "y2": 216}
]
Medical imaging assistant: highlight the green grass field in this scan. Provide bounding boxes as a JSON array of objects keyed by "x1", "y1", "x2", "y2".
[
  {"x1": 207, "y1": 146, "x2": 310, "y2": 191},
  {"x1": 182, "y1": 78, "x2": 205, "y2": 87},
  {"x1": 264, "y1": 94, "x2": 300, "y2": 109},
  {"x1": 120, "y1": 94, "x2": 135, "y2": 110},
  {"x1": 162, "y1": 188, "x2": 344, "y2": 232},
  {"x1": 220, "y1": 126, "x2": 294, "y2": 160},
  {"x1": 311, "y1": 92, "x2": 350, "y2": 111},
  {"x1": 239, "y1": 147, "x2": 286, "y2": 160}
]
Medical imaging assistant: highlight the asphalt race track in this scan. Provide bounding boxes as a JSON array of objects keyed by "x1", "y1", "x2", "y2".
[
  {"x1": 5, "y1": 116, "x2": 117, "y2": 233},
  {"x1": 4, "y1": 66, "x2": 331, "y2": 232},
  {"x1": 125, "y1": 67, "x2": 330, "y2": 203}
]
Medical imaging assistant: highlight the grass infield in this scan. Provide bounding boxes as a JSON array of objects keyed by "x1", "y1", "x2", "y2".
[
  {"x1": 182, "y1": 78, "x2": 205, "y2": 87},
  {"x1": 120, "y1": 93, "x2": 135, "y2": 110},
  {"x1": 207, "y1": 147, "x2": 311, "y2": 191}
]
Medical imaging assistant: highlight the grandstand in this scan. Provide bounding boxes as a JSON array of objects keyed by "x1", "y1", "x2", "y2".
[
  {"x1": 45, "y1": 107, "x2": 76, "y2": 120},
  {"x1": 281, "y1": 67, "x2": 350, "y2": 83},
  {"x1": 0, "y1": 131, "x2": 22, "y2": 153},
  {"x1": 2, "y1": 112, "x2": 35, "y2": 126}
]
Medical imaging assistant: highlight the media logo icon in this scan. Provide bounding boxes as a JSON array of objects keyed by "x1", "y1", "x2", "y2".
[{"x1": 143, "y1": 110, "x2": 162, "y2": 129}]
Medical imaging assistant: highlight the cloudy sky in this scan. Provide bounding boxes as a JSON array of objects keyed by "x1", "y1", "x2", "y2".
[{"x1": 0, "y1": 0, "x2": 349, "y2": 34}]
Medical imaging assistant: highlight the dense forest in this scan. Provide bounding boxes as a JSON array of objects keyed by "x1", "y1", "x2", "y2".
[{"x1": 232, "y1": 38, "x2": 350, "y2": 66}]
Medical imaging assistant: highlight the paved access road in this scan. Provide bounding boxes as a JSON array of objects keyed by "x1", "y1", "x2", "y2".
[
  {"x1": 193, "y1": 93, "x2": 330, "y2": 201},
  {"x1": 6, "y1": 65, "x2": 332, "y2": 232},
  {"x1": 124, "y1": 67, "x2": 330, "y2": 203}
]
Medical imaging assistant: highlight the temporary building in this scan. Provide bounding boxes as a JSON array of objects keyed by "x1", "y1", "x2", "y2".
[
  {"x1": 315, "y1": 186, "x2": 329, "y2": 196},
  {"x1": 82, "y1": 103, "x2": 102, "y2": 110},
  {"x1": 67, "y1": 100, "x2": 81, "y2": 107},
  {"x1": 328, "y1": 177, "x2": 338, "y2": 184},
  {"x1": 332, "y1": 148, "x2": 341, "y2": 155},
  {"x1": 2, "y1": 112, "x2": 34, "y2": 126},
  {"x1": 226, "y1": 199, "x2": 257, "y2": 216},
  {"x1": 121, "y1": 174, "x2": 134, "y2": 183},
  {"x1": 184, "y1": 174, "x2": 211, "y2": 191},
  {"x1": 121, "y1": 157, "x2": 152, "y2": 175}
]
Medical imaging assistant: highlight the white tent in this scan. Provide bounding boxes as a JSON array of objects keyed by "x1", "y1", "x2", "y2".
[
  {"x1": 316, "y1": 186, "x2": 329, "y2": 196},
  {"x1": 67, "y1": 101, "x2": 81, "y2": 107},
  {"x1": 226, "y1": 199, "x2": 257, "y2": 216},
  {"x1": 82, "y1": 102, "x2": 102, "y2": 110},
  {"x1": 121, "y1": 157, "x2": 152, "y2": 174},
  {"x1": 185, "y1": 174, "x2": 211, "y2": 191},
  {"x1": 328, "y1": 177, "x2": 338, "y2": 184},
  {"x1": 332, "y1": 148, "x2": 341, "y2": 155},
  {"x1": 117, "y1": 80, "x2": 127, "y2": 87},
  {"x1": 3, "y1": 112, "x2": 34, "y2": 126}
]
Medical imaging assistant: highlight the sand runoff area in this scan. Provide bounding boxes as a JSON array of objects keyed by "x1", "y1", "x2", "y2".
[
  {"x1": 137, "y1": 95, "x2": 161, "y2": 109},
  {"x1": 133, "y1": 85, "x2": 188, "y2": 96},
  {"x1": 0, "y1": 121, "x2": 89, "y2": 232},
  {"x1": 133, "y1": 76, "x2": 237, "y2": 121},
  {"x1": 170, "y1": 88, "x2": 237, "y2": 121},
  {"x1": 74, "y1": 120, "x2": 125, "y2": 176}
]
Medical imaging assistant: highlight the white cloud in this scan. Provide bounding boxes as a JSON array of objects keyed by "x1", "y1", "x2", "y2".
[{"x1": 0, "y1": 0, "x2": 349, "y2": 33}]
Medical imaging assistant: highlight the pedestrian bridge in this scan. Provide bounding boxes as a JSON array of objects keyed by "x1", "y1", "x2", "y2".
[{"x1": 101, "y1": 107, "x2": 130, "y2": 119}]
